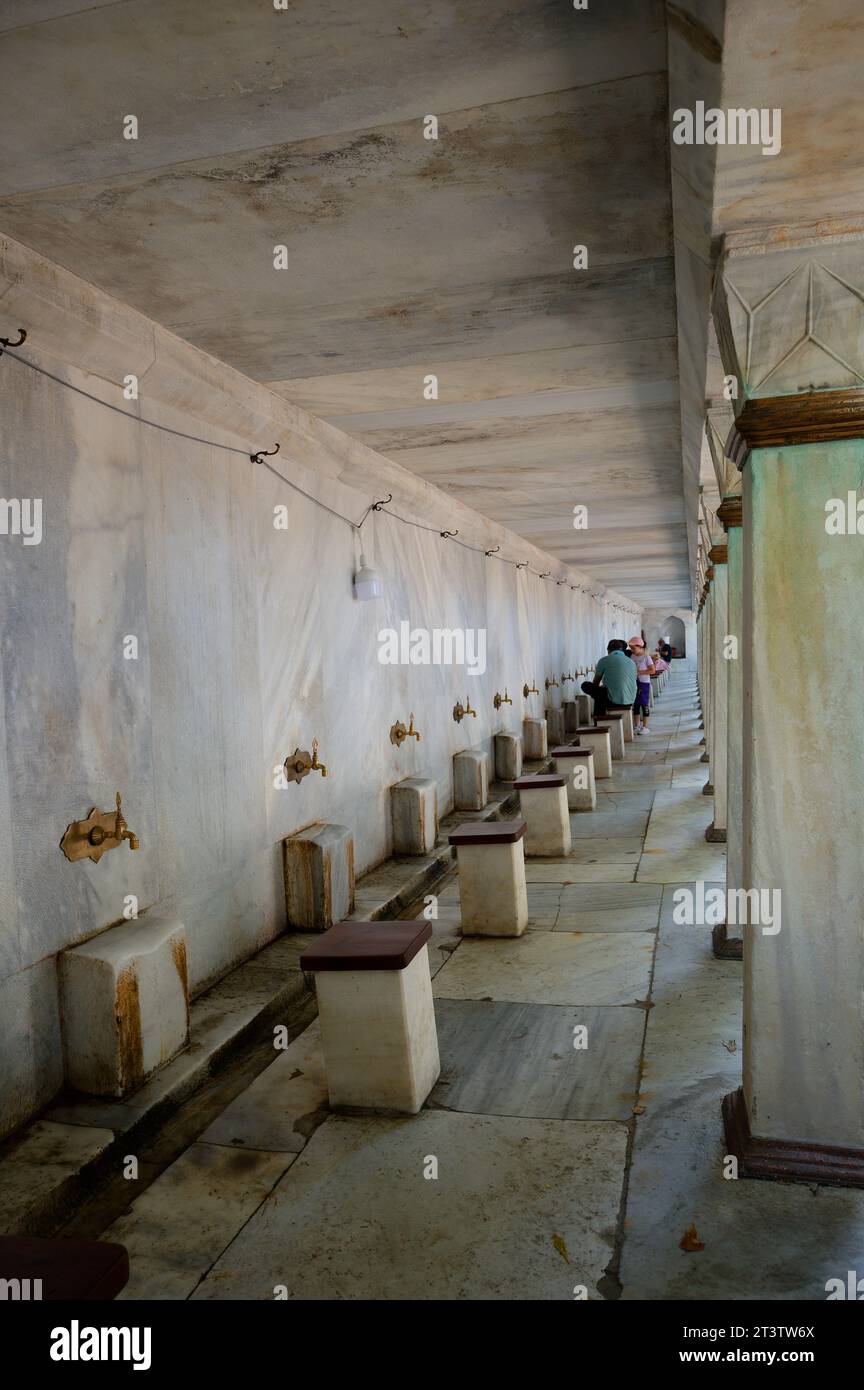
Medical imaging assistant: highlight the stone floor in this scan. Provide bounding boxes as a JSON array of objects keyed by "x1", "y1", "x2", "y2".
[{"x1": 86, "y1": 669, "x2": 864, "y2": 1299}]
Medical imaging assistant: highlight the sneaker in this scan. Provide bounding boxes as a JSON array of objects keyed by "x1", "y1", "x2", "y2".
[{"x1": 635, "y1": 725, "x2": 643, "y2": 735}]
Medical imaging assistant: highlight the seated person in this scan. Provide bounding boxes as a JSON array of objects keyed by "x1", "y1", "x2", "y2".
[
  {"x1": 652, "y1": 649, "x2": 670, "y2": 674},
  {"x1": 581, "y1": 639, "x2": 638, "y2": 718}
]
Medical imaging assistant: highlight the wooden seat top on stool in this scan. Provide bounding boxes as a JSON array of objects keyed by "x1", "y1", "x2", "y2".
[
  {"x1": 449, "y1": 819, "x2": 525, "y2": 846},
  {"x1": 574, "y1": 725, "x2": 609, "y2": 733},
  {"x1": 594, "y1": 711, "x2": 623, "y2": 719},
  {"x1": 550, "y1": 745, "x2": 594, "y2": 757},
  {"x1": 300, "y1": 920, "x2": 432, "y2": 972},
  {"x1": 514, "y1": 774, "x2": 567, "y2": 789},
  {"x1": 0, "y1": 1236, "x2": 129, "y2": 1300}
]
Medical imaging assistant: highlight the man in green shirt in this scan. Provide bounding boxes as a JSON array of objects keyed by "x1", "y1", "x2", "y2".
[{"x1": 581, "y1": 640, "x2": 638, "y2": 717}]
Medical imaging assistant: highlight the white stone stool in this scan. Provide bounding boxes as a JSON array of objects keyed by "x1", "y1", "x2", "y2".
[
  {"x1": 454, "y1": 749, "x2": 489, "y2": 810},
  {"x1": 573, "y1": 725, "x2": 612, "y2": 778},
  {"x1": 550, "y1": 745, "x2": 597, "y2": 811},
  {"x1": 606, "y1": 704, "x2": 635, "y2": 741},
  {"x1": 283, "y1": 823, "x2": 355, "y2": 931},
  {"x1": 514, "y1": 773, "x2": 572, "y2": 856},
  {"x1": 522, "y1": 717, "x2": 548, "y2": 761},
  {"x1": 594, "y1": 712, "x2": 626, "y2": 760},
  {"x1": 300, "y1": 920, "x2": 440, "y2": 1115},
  {"x1": 60, "y1": 916, "x2": 189, "y2": 1097},
  {"x1": 494, "y1": 732, "x2": 523, "y2": 781},
  {"x1": 449, "y1": 819, "x2": 528, "y2": 936},
  {"x1": 391, "y1": 776, "x2": 438, "y2": 855}
]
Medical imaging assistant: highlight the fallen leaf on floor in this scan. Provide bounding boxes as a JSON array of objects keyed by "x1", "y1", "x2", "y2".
[
  {"x1": 722, "y1": 1040, "x2": 737, "y2": 1053},
  {"x1": 552, "y1": 1233, "x2": 570, "y2": 1265},
  {"x1": 679, "y1": 1223, "x2": 705, "y2": 1252}
]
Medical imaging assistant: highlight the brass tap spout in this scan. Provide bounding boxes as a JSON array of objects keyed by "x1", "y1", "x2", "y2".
[
  {"x1": 406, "y1": 713, "x2": 421, "y2": 741},
  {"x1": 493, "y1": 689, "x2": 512, "y2": 710},
  {"x1": 561, "y1": 672, "x2": 575, "y2": 683},
  {"x1": 311, "y1": 738, "x2": 328, "y2": 777},
  {"x1": 464, "y1": 696, "x2": 477, "y2": 718},
  {"x1": 545, "y1": 676, "x2": 559, "y2": 690},
  {"x1": 522, "y1": 680, "x2": 539, "y2": 698},
  {"x1": 113, "y1": 792, "x2": 139, "y2": 851}
]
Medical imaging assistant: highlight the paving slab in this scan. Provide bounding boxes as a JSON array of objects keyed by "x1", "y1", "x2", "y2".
[
  {"x1": 431, "y1": 999, "x2": 645, "y2": 1121},
  {"x1": 432, "y1": 929, "x2": 654, "y2": 1006},
  {"x1": 191, "y1": 1111, "x2": 629, "y2": 1301}
]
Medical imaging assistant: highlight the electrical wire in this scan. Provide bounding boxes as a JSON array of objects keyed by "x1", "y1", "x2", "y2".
[{"x1": 2, "y1": 346, "x2": 638, "y2": 611}]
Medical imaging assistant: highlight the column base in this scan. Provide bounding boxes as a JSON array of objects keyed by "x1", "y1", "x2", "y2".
[
  {"x1": 702, "y1": 781, "x2": 714, "y2": 795},
  {"x1": 722, "y1": 1088, "x2": 864, "y2": 1189},
  {"x1": 699, "y1": 751, "x2": 709, "y2": 762},
  {"x1": 711, "y1": 922, "x2": 742, "y2": 960},
  {"x1": 699, "y1": 736, "x2": 706, "y2": 745},
  {"x1": 705, "y1": 823, "x2": 726, "y2": 843}
]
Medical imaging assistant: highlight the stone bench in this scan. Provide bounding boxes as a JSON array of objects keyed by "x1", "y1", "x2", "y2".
[
  {"x1": 494, "y1": 731, "x2": 522, "y2": 781},
  {"x1": 572, "y1": 725, "x2": 612, "y2": 778},
  {"x1": 545, "y1": 706, "x2": 564, "y2": 746},
  {"x1": 59, "y1": 916, "x2": 189, "y2": 1098},
  {"x1": 391, "y1": 776, "x2": 438, "y2": 855},
  {"x1": 0, "y1": 1236, "x2": 130, "y2": 1301},
  {"x1": 562, "y1": 699, "x2": 578, "y2": 736},
  {"x1": 606, "y1": 704, "x2": 635, "y2": 741},
  {"x1": 454, "y1": 749, "x2": 489, "y2": 810},
  {"x1": 593, "y1": 711, "x2": 626, "y2": 760},
  {"x1": 514, "y1": 773, "x2": 571, "y2": 856},
  {"x1": 449, "y1": 820, "x2": 528, "y2": 936},
  {"x1": 283, "y1": 822, "x2": 355, "y2": 931},
  {"x1": 550, "y1": 745, "x2": 597, "y2": 811},
  {"x1": 522, "y1": 717, "x2": 547, "y2": 761},
  {"x1": 300, "y1": 920, "x2": 440, "y2": 1114}
]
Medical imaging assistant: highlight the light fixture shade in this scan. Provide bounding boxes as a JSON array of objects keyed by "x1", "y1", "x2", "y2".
[{"x1": 353, "y1": 553, "x2": 382, "y2": 601}]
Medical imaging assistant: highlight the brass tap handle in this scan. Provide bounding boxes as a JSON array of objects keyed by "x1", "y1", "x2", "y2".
[
  {"x1": 113, "y1": 792, "x2": 140, "y2": 851},
  {"x1": 453, "y1": 701, "x2": 465, "y2": 723},
  {"x1": 311, "y1": 738, "x2": 328, "y2": 776}
]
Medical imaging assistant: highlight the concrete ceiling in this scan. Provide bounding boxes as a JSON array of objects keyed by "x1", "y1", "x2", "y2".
[{"x1": 0, "y1": 0, "x2": 692, "y2": 608}]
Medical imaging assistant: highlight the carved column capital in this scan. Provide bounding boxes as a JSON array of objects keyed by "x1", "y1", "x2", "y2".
[{"x1": 712, "y1": 223, "x2": 864, "y2": 465}]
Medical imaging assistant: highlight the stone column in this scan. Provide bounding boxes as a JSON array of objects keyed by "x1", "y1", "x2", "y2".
[
  {"x1": 705, "y1": 545, "x2": 728, "y2": 839},
  {"x1": 713, "y1": 497, "x2": 743, "y2": 958},
  {"x1": 713, "y1": 224, "x2": 864, "y2": 1182},
  {"x1": 700, "y1": 568, "x2": 715, "y2": 774}
]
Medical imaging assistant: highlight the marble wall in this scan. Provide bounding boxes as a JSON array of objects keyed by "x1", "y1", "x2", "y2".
[{"x1": 0, "y1": 235, "x2": 641, "y2": 1137}]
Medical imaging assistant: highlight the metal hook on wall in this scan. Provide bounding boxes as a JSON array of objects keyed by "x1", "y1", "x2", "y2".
[
  {"x1": 440, "y1": 529, "x2": 458, "y2": 539},
  {"x1": 371, "y1": 494, "x2": 392, "y2": 511},
  {"x1": 0, "y1": 328, "x2": 26, "y2": 357},
  {"x1": 250, "y1": 442, "x2": 281, "y2": 465},
  {"x1": 485, "y1": 545, "x2": 500, "y2": 557}
]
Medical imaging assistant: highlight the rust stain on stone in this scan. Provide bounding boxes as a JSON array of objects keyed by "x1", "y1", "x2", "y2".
[
  {"x1": 114, "y1": 964, "x2": 144, "y2": 1095},
  {"x1": 170, "y1": 934, "x2": 189, "y2": 1002}
]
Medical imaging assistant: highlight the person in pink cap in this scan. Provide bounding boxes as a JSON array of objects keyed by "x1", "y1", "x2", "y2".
[{"x1": 628, "y1": 635, "x2": 656, "y2": 734}]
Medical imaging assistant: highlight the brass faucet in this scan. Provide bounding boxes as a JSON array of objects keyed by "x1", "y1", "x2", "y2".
[
  {"x1": 522, "y1": 680, "x2": 539, "y2": 698},
  {"x1": 111, "y1": 791, "x2": 139, "y2": 850},
  {"x1": 493, "y1": 689, "x2": 512, "y2": 711},
  {"x1": 60, "y1": 791, "x2": 140, "y2": 863},
  {"x1": 545, "y1": 676, "x2": 559, "y2": 690},
  {"x1": 453, "y1": 697, "x2": 477, "y2": 723},
  {"x1": 561, "y1": 671, "x2": 575, "y2": 683},
  {"x1": 390, "y1": 714, "x2": 421, "y2": 747},
  {"x1": 283, "y1": 739, "x2": 328, "y2": 783}
]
